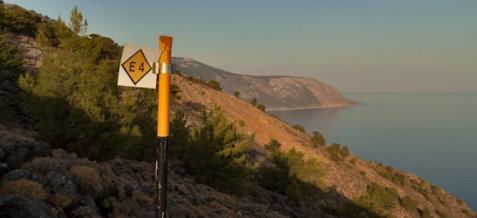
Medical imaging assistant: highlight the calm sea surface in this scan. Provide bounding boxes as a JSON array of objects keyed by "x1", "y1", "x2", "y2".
[{"x1": 270, "y1": 92, "x2": 477, "y2": 210}]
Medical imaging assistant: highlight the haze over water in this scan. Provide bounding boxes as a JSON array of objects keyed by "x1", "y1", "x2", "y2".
[{"x1": 270, "y1": 92, "x2": 477, "y2": 210}]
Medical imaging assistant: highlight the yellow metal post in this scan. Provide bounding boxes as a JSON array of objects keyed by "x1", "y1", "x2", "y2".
[
  {"x1": 156, "y1": 35, "x2": 173, "y2": 218},
  {"x1": 157, "y1": 35, "x2": 173, "y2": 137}
]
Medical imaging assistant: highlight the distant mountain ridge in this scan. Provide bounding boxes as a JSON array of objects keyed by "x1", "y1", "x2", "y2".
[{"x1": 172, "y1": 57, "x2": 355, "y2": 110}]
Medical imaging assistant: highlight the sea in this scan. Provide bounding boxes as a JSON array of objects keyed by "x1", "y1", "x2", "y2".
[{"x1": 269, "y1": 92, "x2": 477, "y2": 210}]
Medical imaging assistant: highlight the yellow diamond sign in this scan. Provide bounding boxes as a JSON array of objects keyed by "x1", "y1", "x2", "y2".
[{"x1": 121, "y1": 49, "x2": 152, "y2": 85}]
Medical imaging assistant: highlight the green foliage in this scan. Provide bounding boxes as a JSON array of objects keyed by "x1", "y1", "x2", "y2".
[
  {"x1": 89, "y1": 34, "x2": 121, "y2": 60},
  {"x1": 26, "y1": 47, "x2": 120, "y2": 157},
  {"x1": 168, "y1": 111, "x2": 190, "y2": 160},
  {"x1": 354, "y1": 183, "x2": 399, "y2": 217},
  {"x1": 250, "y1": 98, "x2": 257, "y2": 106},
  {"x1": 264, "y1": 139, "x2": 281, "y2": 152},
  {"x1": 20, "y1": 15, "x2": 154, "y2": 161},
  {"x1": 0, "y1": 33, "x2": 24, "y2": 72},
  {"x1": 233, "y1": 90, "x2": 240, "y2": 98},
  {"x1": 311, "y1": 130, "x2": 326, "y2": 148},
  {"x1": 378, "y1": 166, "x2": 407, "y2": 186},
  {"x1": 0, "y1": 33, "x2": 25, "y2": 124},
  {"x1": 170, "y1": 84, "x2": 181, "y2": 99},
  {"x1": 35, "y1": 16, "x2": 73, "y2": 48},
  {"x1": 419, "y1": 208, "x2": 432, "y2": 218},
  {"x1": 36, "y1": 22, "x2": 59, "y2": 47},
  {"x1": 256, "y1": 104, "x2": 266, "y2": 112},
  {"x1": 184, "y1": 76, "x2": 223, "y2": 91},
  {"x1": 248, "y1": 97, "x2": 266, "y2": 111},
  {"x1": 258, "y1": 140, "x2": 324, "y2": 203},
  {"x1": 205, "y1": 79, "x2": 222, "y2": 90},
  {"x1": 321, "y1": 204, "x2": 381, "y2": 218},
  {"x1": 410, "y1": 179, "x2": 432, "y2": 200},
  {"x1": 69, "y1": 6, "x2": 87, "y2": 35},
  {"x1": 292, "y1": 124, "x2": 306, "y2": 133},
  {"x1": 257, "y1": 151, "x2": 291, "y2": 194},
  {"x1": 0, "y1": 4, "x2": 42, "y2": 36},
  {"x1": 286, "y1": 148, "x2": 324, "y2": 186},
  {"x1": 177, "y1": 107, "x2": 253, "y2": 194},
  {"x1": 399, "y1": 196, "x2": 418, "y2": 212},
  {"x1": 326, "y1": 143, "x2": 350, "y2": 162}
]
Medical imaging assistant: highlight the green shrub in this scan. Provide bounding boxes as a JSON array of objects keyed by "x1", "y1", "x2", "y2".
[
  {"x1": 292, "y1": 124, "x2": 306, "y2": 133},
  {"x1": 0, "y1": 179, "x2": 47, "y2": 200},
  {"x1": 341, "y1": 145, "x2": 350, "y2": 157},
  {"x1": 233, "y1": 91, "x2": 240, "y2": 98},
  {"x1": 321, "y1": 204, "x2": 378, "y2": 218},
  {"x1": 19, "y1": 7, "x2": 153, "y2": 161},
  {"x1": 410, "y1": 179, "x2": 431, "y2": 200},
  {"x1": 179, "y1": 106, "x2": 253, "y2": 195},
  {"x1": 0, "y1": 33, "x2": 26, "y2": 124},
  {"x1": 0, "y1": 4, "x2": 42, "y2": 36},
  {"x1": 257, "y1": 104, "x2": 266, "y2": 112},
  {"x1": 36, "y1": 22, "x2": 59, "y2": 47},
  {"x1": 399, "y1": 196, "x2": 418, "y2": 212},
  {"x1": 257, "y1": 152, "x2": 291, "y2": 195},
  {"x1": 311, "y1": 130, "x2": 326, "y2": 148},
  {"x1": 327, "y1": 143, "x2": 342, "y2": 161},
  {"x1": 354, "y1": 183, "x2": 399, "y2": 217},
  {"x1": 258, "y1": 141, "x2": 324, "y2": 203},
  {"x1": 326, "y1": 143, "x2": 350, "y2": 162},
  {"x1": 0, "y1": 33, "x2": 24, "y2": 73},
  {"x1": 250, "y1": 98, "x2": 257, "y2": 106},
  {"x1": 184, "y1": 76, "x2": 222, "y2": 91},
  {"x1": 205, "y1": 79, "x2": 222, "y2": 90},
  {"x1": 378, "y1": 166, "x2": 407, "y2": 186},
  {"x1": 419, "y1": 208, "x2": 432, "y2": 218},
  {"x1": 264, "y1": 139, "x2": 281, "y2": 152},
  {"x1": 170, "y1": 84, "x2": 181, "y2": 99}
]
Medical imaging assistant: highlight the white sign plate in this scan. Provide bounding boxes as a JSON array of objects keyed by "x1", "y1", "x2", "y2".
[{"x1": 117, "y1": 44, "x2": 158, "y2": 89}]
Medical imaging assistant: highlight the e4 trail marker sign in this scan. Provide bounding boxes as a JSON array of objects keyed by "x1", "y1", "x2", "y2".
[
  {"x1": 116, "y1": 36, "x2": 173, "y2": 218},
  {"x1": 117, "y1": 45, "x2": 159, "y2": 89}
]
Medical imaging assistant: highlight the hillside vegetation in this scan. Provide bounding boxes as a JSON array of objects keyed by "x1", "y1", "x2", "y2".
[{"x1": 0, "y1": 3, "x2": 475, "y2": 218}]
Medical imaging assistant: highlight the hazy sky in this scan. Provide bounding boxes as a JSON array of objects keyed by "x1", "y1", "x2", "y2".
[{"x1": 7, "y1": 0, "x2": 477, "y2": 92}]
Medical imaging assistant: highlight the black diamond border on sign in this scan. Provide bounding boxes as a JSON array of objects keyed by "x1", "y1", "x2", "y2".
[{"x1": 121, "y1": 49, "x2": 152, "y2": 85}]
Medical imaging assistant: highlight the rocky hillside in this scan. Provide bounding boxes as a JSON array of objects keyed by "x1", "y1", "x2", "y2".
[
  {"x1": 173, "y1": 57, "x2": 355, "y2": 110},
  {"x1": 173, "y1": 75, "x2": 475, "y2": 218},
  {"x1": 0, "y1": 126, "x2": 295, "y2": 218},
  {"x1": 1, "y1": 3, "x2": 476, "y2": 218}
]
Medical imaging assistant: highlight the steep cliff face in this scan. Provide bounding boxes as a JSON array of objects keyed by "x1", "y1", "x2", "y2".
[{"x1": 173, "y1": 57, "x2": 355, "y2": 110}]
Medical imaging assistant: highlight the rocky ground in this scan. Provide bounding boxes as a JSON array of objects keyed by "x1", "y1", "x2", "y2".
[{"x1": 0, "y1": 125, "x2": 295, "y2": 218}]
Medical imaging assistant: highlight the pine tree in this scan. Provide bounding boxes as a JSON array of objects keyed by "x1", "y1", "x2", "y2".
[{"x1": 69, "y1": 6, "x2": 87, "y2": 35}]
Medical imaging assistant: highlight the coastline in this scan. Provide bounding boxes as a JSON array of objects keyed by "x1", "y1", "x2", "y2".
[{"x1": 266, "y1": 102, "x2": 357, "y2": 112}]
